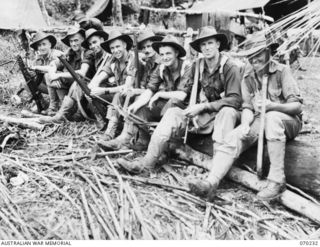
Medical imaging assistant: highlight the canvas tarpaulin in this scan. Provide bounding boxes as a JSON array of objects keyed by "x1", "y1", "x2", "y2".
[
  {"x1": 0, "y1": 0, "x2": 47, "y2": 30},
  {"x1": 190, "y1": 0, "x2": 270, "y2": 12}
]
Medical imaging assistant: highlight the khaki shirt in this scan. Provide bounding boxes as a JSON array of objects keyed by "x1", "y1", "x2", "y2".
[
  {"x1": 140, "y1": 54, "x2": 161, "y2": 89},
  {"x1": 101, "y1": 52, "x2": 136, "y2": 86},
  {"x1": 191, "y1": 55, "x2": 242, "y2": 112},
  {"x1": 147, "y1": 59, "x2": 192, "y2": 94},
  {"x1": 33, "y1": 49, "x2": 63, "y2": 66},
  {"x1": 242, "y1": 61, "x2": 303, "y2": 113}
]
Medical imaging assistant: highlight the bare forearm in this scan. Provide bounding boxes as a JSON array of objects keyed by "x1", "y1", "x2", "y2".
[
  {"x1": 157, "y1": 91, "x2": 187, "y2": 101},
  {"x1": 135, "y1": 89, "x2": 153, "y2": 108},
  {"x1": 89, "y1": 71, "x2": 108, "y2": 88},
  {"x1": 268, "y1": 102, "x2": 302, "y2": 115}
]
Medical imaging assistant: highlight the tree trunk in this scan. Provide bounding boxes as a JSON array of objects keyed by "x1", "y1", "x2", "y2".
[
  {"x1": 172, "y1": 134, "x2": 320, "y2": 198},
  {"x1": 113, "y1": 0, "x2": 123, "y2": 26}
]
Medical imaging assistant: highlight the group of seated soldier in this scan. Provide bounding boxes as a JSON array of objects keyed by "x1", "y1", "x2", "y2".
[{"x1": 23, "y1": 17, "x2": 303, "y2": 203}]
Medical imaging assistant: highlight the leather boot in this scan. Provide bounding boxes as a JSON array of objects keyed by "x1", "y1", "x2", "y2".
[
  {"x1": 102, "y1": 118, "x2": 119, "y2": 142},
  {"x1": 188, "y1": 151, "x2": 235, "y2": 201},
  {"x1": 38, "y1": 96, "x2": 76, "y2": 124},
  {"x1": 97, "y1": 121, "x2": 137, "y2": 151},
  {"x1": 257, "y1": 141, "x2": 286, "y2": 201},
  {"x1": 117, "y1": 155, "x2": 157, "y2": 174}
]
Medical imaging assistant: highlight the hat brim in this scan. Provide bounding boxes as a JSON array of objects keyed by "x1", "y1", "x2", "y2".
[
  {"x1": 190, "y1": 33, "x2": 228, "y2": 53},
  {"x1": 61, "y1": 29, "x2": 85, "y2": 47},
  {"x1": 30, "y1": 35, "x2": 57, "y2": 50},
  {"x1": 81, "y1": 30, "x2": 109, "y2": 50},
  {"x1": 100, "y1": 34, "x2": 133, "y2": 54},
  {"x1": 152, "y1": 41, "x2": 186, "y2": 58},
  {"x1": 137, "y1": 36, "x2": 163, "y2": 50},
  {"x1": 236, "y1": 42, "x2": 279, "y2": 57}
]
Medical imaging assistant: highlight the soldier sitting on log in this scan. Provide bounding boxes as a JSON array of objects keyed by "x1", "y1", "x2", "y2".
[
  {"x1": 98, "y1": 34, "x2": 193, "y2": 152},
  {"x1": 100, "y1": 29, "x2": 162, "y2": 141},
  {"x1": 29, "y1": 32, "x2": 64, "y2": 114},
  {"x1": 115, "y1": 26, "x2": 243, "y2": 174},
  {"x1": 87, "y1": 30, "x2": 138, "y2": 130},
  {"x1": 41, "y1": 27, "x2": 88, "y2": 117},
  {"x1": 39, "y1": 28, "x2": 110, "y2": 125},
  {"x1": 188, "y1": 33, "x2": 303, "y2": 202}
]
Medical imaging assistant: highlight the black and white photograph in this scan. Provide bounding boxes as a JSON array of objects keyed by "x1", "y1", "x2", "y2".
[{"x1": 0, "y1": 0, "x2": 319, "y2": 243}]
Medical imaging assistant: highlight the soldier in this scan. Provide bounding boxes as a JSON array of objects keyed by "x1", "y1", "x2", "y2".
[
  {"x1": 43, "y1": 27, "x2": 87, "y2": 116},
  {"x1": 39, "y1": 28, "x2": 110, "y2": 125},
  {"x1": 188, "y1": 33, "x2": 303, "y2": 201},
  {"x1": 97, "y1": 34, "x2": 192, "y2": 153},
  {"x1": 29, "y1": 31, "x2": 64, "y2": 114},
  {"x1": 87, "y1": 30, "x2": 136, "y2": 130},
  {"x1": 101, "y1": 29, "x2": 162, "y2": 141},
  {"x1": 116, "y1": 26, "x2": 242, "y2": 174}
]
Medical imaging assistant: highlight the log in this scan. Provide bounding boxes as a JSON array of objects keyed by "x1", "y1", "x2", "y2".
[
  {"x1": 172, "y1": 142, "x2": 320, "y2": 224},
  {"x1": 0, "y1": 116, "x2": 45, "y2": 131},
  {"x1": 176, "y1": 134, "x2": 320, "y2": 198}
]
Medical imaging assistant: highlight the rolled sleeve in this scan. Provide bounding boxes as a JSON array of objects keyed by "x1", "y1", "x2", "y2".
[
  {"x1": 204, "y1": 64, "x2": 242, "y2": 112},
  {"x1": 241, "y1": 78, "x2": 255, "y2": 111},
  {"x1": 82, "y1": 50, "x2": 94, "y2": 68},
  {"x1": 147, "y1": 66, "x2": 162, "y2": 93},
  {"x1": 281, "y1": 66, "x2": 303, "y2": 104}
]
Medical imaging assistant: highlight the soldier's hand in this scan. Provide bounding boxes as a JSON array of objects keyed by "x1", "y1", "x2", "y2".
[
  {"x1": 148, "y1": 93, "x2": 159, "y2": 109},
  {"x1": 51, "y1": 80, "x2": 62, "y2": 89},
  {"x1": 183, "y1": 104, "x2": 205, "y2": 118},
  {"x1": 128, "y1": 102, "x2": 139, "y2": 114}
]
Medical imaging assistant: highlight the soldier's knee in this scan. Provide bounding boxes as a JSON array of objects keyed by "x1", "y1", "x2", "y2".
[
  {"x1": 218, "y1": 107, "x2": 238, "y2": 118},
  {"x1": 265, "y1": 111, "x2": 286, "y2": 141}
]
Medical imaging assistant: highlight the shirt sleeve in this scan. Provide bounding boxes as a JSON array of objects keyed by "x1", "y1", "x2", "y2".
[
  {"x1": 176, "y1": 61, "x2": 193, "y2": 95},
  {"x1": 281, "y1": 66, "x2": 303, "y2": 103},
  {"x1": 147, "y1": 66, "x2": 163, "y2": 93},
  {"x1": 241, "y1": 77, "x2": 255, "y2": 111},
  {"x1": 82, "y1": 50, "x2": 95, "y2": 67},
  {"x1": 204, "y1": 62, "x2": 242, "y2": 112}
]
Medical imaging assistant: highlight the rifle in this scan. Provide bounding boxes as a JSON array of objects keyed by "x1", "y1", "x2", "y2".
[
  {"x1": 9, "y1": 34, "x2": 45, "y2": 113},
  {"x1": 58, "y1": 55, "x2": 154, "y2": 129},
  {"x1": 15, "y1": 55, "x2": 45, "y2": 113},
  {"x1": 58, "y1": 55, "x2": 107, "y2": 122},
  {"x1": 133, "y1": 33, "x2": 140, "y2": 89},
  {"x1": 256, "y1": 48, "x2": 270, "y2": 179},
  {"x1": 183, "y1": 59, "x2": 200, "y2": 144}
]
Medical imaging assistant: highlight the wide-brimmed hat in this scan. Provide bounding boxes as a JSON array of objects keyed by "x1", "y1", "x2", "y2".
[
  {"x1": 229, "y1": 22, "x2": 246, "y2": 39},
  {"x1": 236, "y1": 32, "x2": 279, "y2": 57},
  {"x1": 100, "y1": 30, "x2": 133, "y2": 54},
  {"x1": 61, "y1": 27, "x2": 85, "y2": 47},
  {"x1": 152, "y1": 35, "x2": 186, "y2": 58},
  {"x1": 137, "y1": 29, "x2": 163, "y2": 50},
  {"x1": 81, "y1": 28, "x2": 109, "y2": 49},
  {"x1": 190, "y1": 26, "x2": 228, "y2": 52},
  {"x1": 30, "y1": 32, "x2": 57, "y2": 50}
]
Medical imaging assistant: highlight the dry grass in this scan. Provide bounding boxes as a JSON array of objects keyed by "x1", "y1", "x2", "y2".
[{"x1": 0, "y1": 35, "x2": 319, "y2": 240}]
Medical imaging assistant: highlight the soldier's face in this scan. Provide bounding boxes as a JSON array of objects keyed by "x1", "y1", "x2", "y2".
[
  {"x1": 141, "y1": 40, "x2": 156, "y2": 58},
  {"x1": 110, "y1": 39, "x2": 127, "y2": 59},
  {"x1": 200, "y1": 38, "x2": 220, "y2": 59},
  {"x1": 88, "y1": 36, "x2": 104, "y2": 54},
  {"x1": 69, "y1": 33, "x2": 84, "y2": 52},
  {"x1": 37, "y1": 39, "x2": 52, "y2": 55},
  {"x1": 249, "y1": 51, "x2": 268, "y2": 73},
  {"x1": 159, "y1": 46, "x2": 178, "y2": 67}
]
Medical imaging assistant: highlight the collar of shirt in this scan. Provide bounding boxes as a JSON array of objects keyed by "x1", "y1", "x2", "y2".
[
  {"x1": 37, "y1": 49, "x2": 54, "y2": 64},
  {"x1": 202, "y1": 54, "x2": 222, "y2": 77},
  {"x1": 163, "y1": 58, "x2": 184, "y2": 83}
]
